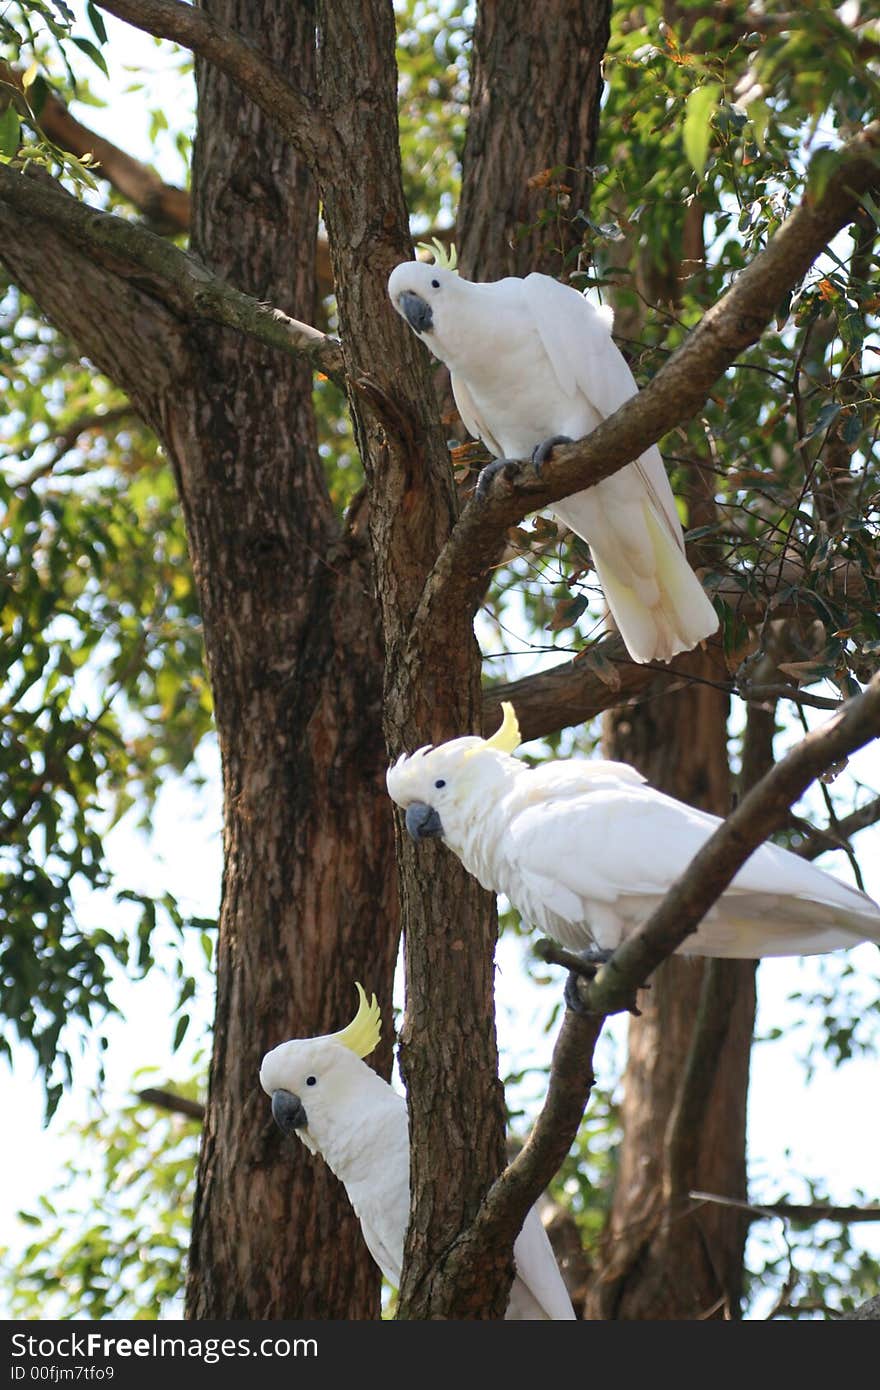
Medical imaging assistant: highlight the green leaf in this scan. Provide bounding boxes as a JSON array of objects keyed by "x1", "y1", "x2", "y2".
[
  {"x1": 806, "y1": 146, "x2": 843, "y2": 205},
  {"x1": 72, "y1": 35, "x2": 109, "y2": 78},
  {"x1": 749, "y1": 98, "x2": 770, "y2": 151},
  {"x1": 683, "y1": 82, "x2": 721, "y2": 177},
  {"x1": 0, "y1": 104, "x2": 21, "y2": 157},
  {"x1": 86, "y1": 2, "x2": 108, "y2": 44},
  {"x1": 858, "y1": 190, "x2": 880, "y2": 227},
  {"x1": 172, "y1": 1014, "x2": 190, "y2": 1052}
]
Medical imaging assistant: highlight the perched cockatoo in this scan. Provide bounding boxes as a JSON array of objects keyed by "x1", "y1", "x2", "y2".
[
  {"x1": 260, "y1": 983, "x2": 576, "y2": 1320},
  {"x1": 387, "y1": 249, "x2": 719, "y2": 665},
  {"x1": 386, "y1": 703, "x2": 880, "y2": 960}
]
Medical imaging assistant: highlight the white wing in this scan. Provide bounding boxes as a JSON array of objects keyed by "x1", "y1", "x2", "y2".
[
  {"x1": 521, "y1": 272, "x2": 683, "y2": 549},
  {"x1": 498, "y1": 778, "x2": 880, "y2": 957},
  {"x1": 450, "y1": 367, "x2": 504, "y2": 457},
  {"x1": 508, "y1": 1205, "x2": 576, "y2": 1320},
  {"x1": 356, "y1": 1205, "x2": 404, "y2": 1289}
]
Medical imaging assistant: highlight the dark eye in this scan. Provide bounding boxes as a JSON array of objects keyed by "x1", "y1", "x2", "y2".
[
  {"x1": 434, "y1": 779, "x2": 446, "y2": 789},
  {"x1": 431, "y1": 279, "x2": 440, "y2": 289},
  {"x1": 306, "y1": 1076, "x2": 317, "y2": 1086}
]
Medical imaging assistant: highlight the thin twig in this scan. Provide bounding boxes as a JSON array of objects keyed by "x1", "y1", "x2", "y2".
[
  {"x1": 791, "y1": 796, "x2": 880, "y2": 861},
  {"x1": 689, "y1": 1190, "x2": 880, "y2": 1225},
  {"x1": 8, "y1": 405, "x2": 135, "y2": 488}
]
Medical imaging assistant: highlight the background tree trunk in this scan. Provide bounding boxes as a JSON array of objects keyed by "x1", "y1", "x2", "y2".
[
  {"x1": 588, "y1": 457, "x2": 756, "y2": 1318},
  {"x1": 458, "y1": 0, "x2": 611, "y2": 281},
  {"x1": 591, "y1": 667, "x2": 756, "y2": 1318}
]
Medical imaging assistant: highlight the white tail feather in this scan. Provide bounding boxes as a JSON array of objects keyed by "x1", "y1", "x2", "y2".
[{"x1": 558, "y1": 496, "x2": 719, "y2": 664}]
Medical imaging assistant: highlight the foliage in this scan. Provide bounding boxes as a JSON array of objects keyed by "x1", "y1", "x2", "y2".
[
  {"x1": 395, "y1": 0, "x2": 470, "y2": 225},
  {"x1": 1, "y1": 1070, "x2": 202, "y2": 1318},
  {"x1": 745, "y1": 1183, "x2": 880, "y2": 1320},
  {"x1": 1, "y1": 280, "x2": 212, "y2": 1107}
]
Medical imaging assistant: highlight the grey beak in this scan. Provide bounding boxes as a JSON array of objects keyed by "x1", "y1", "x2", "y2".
[
  {"x1": 271, "y1": 1089, "x2": 308, "y2": 1136},
  {"x1": 398, "y1": 290, "x2": 434, "y2": 335},
  {"x1": 405, "y1": 802, "x2": 444, "y2": 842}
]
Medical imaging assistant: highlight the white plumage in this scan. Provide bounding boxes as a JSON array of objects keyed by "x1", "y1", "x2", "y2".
[
  {"x1": 260, "y1": 991, "x2": 576, "y2": 1320},
  {"x1": 387, "y1": 259, "x2": 719, "y2": 664},
  {"x1": 386, "y1": 713, "x2": 880, "y2": 959}
]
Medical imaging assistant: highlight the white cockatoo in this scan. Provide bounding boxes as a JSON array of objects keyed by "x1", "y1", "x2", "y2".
[
  {"x1": 260, "y1": 983, "x2": 576, "y2": 1320},
  {"x1": 387, "y1": 249, "x2": 719, "y2": 665},
  {"x1": 386, "y1": 703, "x2": 880, "y2": 961}
]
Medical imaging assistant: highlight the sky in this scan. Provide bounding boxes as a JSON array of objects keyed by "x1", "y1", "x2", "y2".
[{"x1": 1, "y1": 1, "x2": 879, "y2": 1321}]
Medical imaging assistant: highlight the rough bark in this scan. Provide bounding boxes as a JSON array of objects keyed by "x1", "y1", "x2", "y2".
[
  {"x1": 0, "y1": 165, "x2": 342, "y2": 377},
  {"x1": 842, "y1": 1294, "x2": 880, "y2": 1320},
  {"x1": 1, "y1": 0, "x2": 397, "y2": 1320},
  {"x1": 312, "y1": 1, "x2": 511, "y2": 1319},
  {"x1": 458, "y1": 0, "x2": 611, "y2": 281},
  {"x1": 179, "y1": 0, "x2": 400, "y2": 1321}
]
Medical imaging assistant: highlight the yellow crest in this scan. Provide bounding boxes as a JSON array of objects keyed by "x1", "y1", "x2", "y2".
[
  {"x1": 329, "y1": 982, "x2": 381, "y2": 1059},
  {"x1": 416, "y1": 237, "x2": 458, "y2": 273},
  {"x1": 485, "y1": 701, "x2": 521, "y2": 754}
]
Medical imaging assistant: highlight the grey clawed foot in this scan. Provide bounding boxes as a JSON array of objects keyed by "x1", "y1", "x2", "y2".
[
  {"x1": 475, "y1": 437, "x2": 573, "y2": 500},
  {"x1": 475, "y1": 456, "x2": 521, "y2": 502},
  {"x1": 563, "y1": 947, "x2": 614, "y2": 1017},
  {"x1": 531, "y1": 434, "x2": 574, "y2": 473}
]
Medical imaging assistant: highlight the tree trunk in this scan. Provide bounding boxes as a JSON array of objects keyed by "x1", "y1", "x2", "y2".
[
  {"x1": 459, "y1": 0, "x2": 611, "y2": 281},
  {"x1": 452, "y1": 0, "x2": 612, "y2": 1308},
  {"x1": 590, "y1": 674, "x2": 757, "y2": 1318},
  {"x1": 311, "y1": 1, "x2": 512, "y2": 1317},
  {"x1": 182, "y1": 0, "x2": 399, "y2": 1320},
  {"x1": 0, "y1": 0, "x2": 399, "y2": 1320}
]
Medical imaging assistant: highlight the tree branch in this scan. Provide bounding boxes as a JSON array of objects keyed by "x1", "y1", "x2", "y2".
[
  {"x1": 0, "y1": 166, "x2": 344, "y2": 380},
  {"x1": 437, "y1": 1009, "x2": 605, "y2": 1297},
  {"x1": 481, "y1": 554, "x2": 878, "y2": 739},
  {"x1": 790, "y1": 796, "x2": 880, "y2": 862},
  {"x1": 447, "y1": 674, "x2": 880, "y2": 1284},
  {"x1": 9, "y1": 405, "x2": 136, "y2": 487},
  {"x1": 413, "y1": 119, "x2": 880, "y2": 652},
  {"x1": 138, "y1": 1086, "x2": 205, "y2": 1121},
  {"x1": 689, "y1": 1190, "x2": 880, "y2": 1226},
  {"x1": 94, "y1": 0, "x2": 328, "y2": 171},
  {"x1": 1, "y1": 59, "x2": 349, "y2": 297}
]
